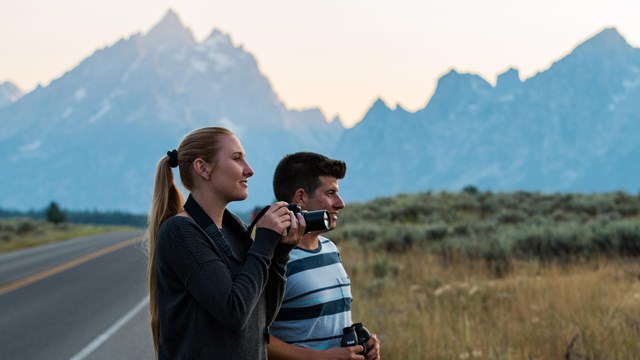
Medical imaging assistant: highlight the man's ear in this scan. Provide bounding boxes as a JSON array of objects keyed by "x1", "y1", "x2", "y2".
[
  {"x1": 292, "y1": 188, "x2": 307, "y2": 205},
  {"x1": 193, "y1": 158, "x2": 212, "y2": 180}
]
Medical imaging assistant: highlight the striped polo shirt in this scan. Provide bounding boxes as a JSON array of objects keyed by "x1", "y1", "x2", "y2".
[{"x1": 270, "y1": 236, "x2": 353, "y2": 350}]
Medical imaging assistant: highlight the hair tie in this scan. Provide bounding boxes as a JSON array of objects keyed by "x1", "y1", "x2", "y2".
[{"x1": 167, "y1": 149, "x2": 179, "y2": 168}]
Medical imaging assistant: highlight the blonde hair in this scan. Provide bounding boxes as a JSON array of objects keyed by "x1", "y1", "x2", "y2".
[{"x1": 144, "y1": 127, "x2": 233, "y2": 356}]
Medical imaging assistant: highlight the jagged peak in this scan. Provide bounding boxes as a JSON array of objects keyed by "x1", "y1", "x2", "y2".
[
  {"x1": 144, "y1": 9, "x2": 196, "y2": 46},
  {"x1": 0, "y1": 81, "x2": 24, "y2": 104},
  {"x1": 206, "y1": 29, "x2": 232, "y2": 41},
  {"x1": 496, "y1": 67, "x2": 522, "y2": 88},
  {"x1": 203, "y1": 29, "x2": 235, "y2": 49},
  {"x1": 588, "y1": 27, "x2": 627, "y2": 46},
  {"x1": 369, "y1": 98, "x2": 391, "y2": 112},
  {"x1": 394, "y1": 103, "x2": 410, "y2": 115},
  {"x1": 444, "y1": 68, "x2": 489, "y2": 80},
  {"x1": 443, "y1": 68, "x2": 460, "y2": 76},
  {"x1": 324, "y1": 115, "x2": 346, "y2": 130},
  {"x1": 152, "y1": 9, "x2": 184, "y2": 31},
  {"x1": 352, "y1": 98, "x2": 392, "y2": 127},
  {"x1": 162, "y1": 9, "x2": 180, "y2": 23},
  {"x1": 571, "y1": 27, "x2": 631, "y2": 56},
  {"x1": 434, "y1": 68, "x2": 492, "y2": 93},
  {"x1": 497, "y1": 67, "x2": 520, "y2": 80},
  {"x1": 1, "y1": 80, "x2": 23, "y2": 93},
  {"x1": 422, "y1": 68, "x2": 492, "y2": 110}
]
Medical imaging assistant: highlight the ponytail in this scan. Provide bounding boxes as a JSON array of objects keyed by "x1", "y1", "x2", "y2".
[{"x1": 144, "y1": 155, "x2": 184, "y2": 356}]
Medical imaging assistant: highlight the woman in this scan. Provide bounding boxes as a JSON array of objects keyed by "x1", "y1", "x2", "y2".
[{"x1": 145, "y1": 127, "x2": 305, "y2": 359}]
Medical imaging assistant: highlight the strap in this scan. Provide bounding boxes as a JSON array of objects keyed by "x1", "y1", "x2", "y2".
[
  {"x1": 183, "y1": 194, "x2": 237, "y2": 260},
  {"x1": 247, "y1": 205, "x2": 271, "y2": 237}
]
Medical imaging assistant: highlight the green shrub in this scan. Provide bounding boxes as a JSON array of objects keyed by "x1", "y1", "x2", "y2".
[
  {"x1": 330, "y1": 190, "x2": 640, "y2": 267},
  {"x1": 593, "y1": 220, "x2": 640, "y2": 256},
  {"x1": 373, "y1": 256, "x2": 390, "y2": 279},
  {"x1": 16, "y1": 218, "x2": 38, "y2": 234}
]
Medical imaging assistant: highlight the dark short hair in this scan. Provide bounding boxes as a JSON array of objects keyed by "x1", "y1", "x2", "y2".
[{"x1": 273, "y1": 152, "x2": 346, "y2": 202}]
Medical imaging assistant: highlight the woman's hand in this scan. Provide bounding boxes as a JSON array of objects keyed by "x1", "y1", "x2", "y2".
[
  {"x1": 281, "y1": 209, "x2": 305, "y2": 245},
  {"x1": 256, "y1": 202, "x2": 305, "y2": 244}
]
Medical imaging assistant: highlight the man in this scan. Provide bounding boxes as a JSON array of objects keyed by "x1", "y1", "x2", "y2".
[{"x1": 267, "y1": 152, "x2": 381, "y2": 360}]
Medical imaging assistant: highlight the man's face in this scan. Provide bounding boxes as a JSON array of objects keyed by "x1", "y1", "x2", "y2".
[{"x1": 303, "y1": 175, "x2": 345, "y2": 230}]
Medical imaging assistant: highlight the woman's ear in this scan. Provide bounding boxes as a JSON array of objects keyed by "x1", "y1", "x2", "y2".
[{"x1": 192, "y1": 158, "x2": 212, "y2": 180}]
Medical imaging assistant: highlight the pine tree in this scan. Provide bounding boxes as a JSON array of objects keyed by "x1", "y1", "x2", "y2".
[{"x1": 46, "y1": 201, "x2": 66, "y2": 224}]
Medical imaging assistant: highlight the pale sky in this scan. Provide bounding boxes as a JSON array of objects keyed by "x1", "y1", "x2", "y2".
[{"x1": 1, "y1": 0, "x2": 638, "y2": 127}]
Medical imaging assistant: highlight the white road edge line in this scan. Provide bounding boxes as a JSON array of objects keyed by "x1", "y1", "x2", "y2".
[{"x1": 69, "y1": 296, "x2": 149, "y2": 360}]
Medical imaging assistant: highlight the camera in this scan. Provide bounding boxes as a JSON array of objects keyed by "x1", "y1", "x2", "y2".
[{"x1": 287, "y1": 203, "x2": 331, "y2": 233}]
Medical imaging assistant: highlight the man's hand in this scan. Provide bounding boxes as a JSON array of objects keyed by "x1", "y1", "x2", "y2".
[
  {"x1": 320, "y1": 345, "x2": 365, "y2": 360},
  {"x1": 364, "y1": 333, "x2": 381, "y2": 360},
  {"x1": 267, "y1": 336, "x2": 365, "y2": 360}
]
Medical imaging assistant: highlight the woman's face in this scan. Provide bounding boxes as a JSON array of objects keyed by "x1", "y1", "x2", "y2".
[{"x1": 209, "y1": 135, "x2": 254, "y2": 202}]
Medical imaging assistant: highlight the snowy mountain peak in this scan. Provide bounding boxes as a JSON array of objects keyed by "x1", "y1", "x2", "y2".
[
  {"x1": 144, "y1": 9, "x2": 196, "y2": 47},
  {"x1": 201, "y1": 29, "x2": 238, "y2": 56},
  {"x1": 0, "y1": 9, "x2": 342, "y2": 212},
  {"x1": 156, "y1": 8, "x2": 183, "y2": 29},
  {"x1": 205, "y1": 29, "x2": 234, "y2": 46}
]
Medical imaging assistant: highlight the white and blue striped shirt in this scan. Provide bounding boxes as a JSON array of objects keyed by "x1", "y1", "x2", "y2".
[{"x1": 270, "y1": 236, "x2": 353, "y2": 350}]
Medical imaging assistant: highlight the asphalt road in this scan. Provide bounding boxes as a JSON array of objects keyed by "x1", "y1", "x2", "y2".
[{"x1": 0, "y1": 230, "x2": 155, "y2": 360}]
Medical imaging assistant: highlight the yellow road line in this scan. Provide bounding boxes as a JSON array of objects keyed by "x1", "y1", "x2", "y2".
[{"x1": 0, "y1": 237, "x2": 141, "y2": 296}]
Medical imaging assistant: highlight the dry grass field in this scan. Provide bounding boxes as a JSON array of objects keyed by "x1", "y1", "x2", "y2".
[
  {"x1": 341, "y1": 245, "x2": 640, "y2": 359},
  {"x1": 0, "y1": 218, "x2": 134, "y2": 252}
]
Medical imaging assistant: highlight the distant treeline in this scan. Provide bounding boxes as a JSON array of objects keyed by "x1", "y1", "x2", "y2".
[
  {"x1": 332, "y1": 190, "x2": 640, "y2": 273},
  {"x1": 0, "y1": 207, "x2": 147, "y2": 227}
]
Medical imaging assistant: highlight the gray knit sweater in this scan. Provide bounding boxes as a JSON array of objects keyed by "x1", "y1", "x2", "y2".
[{"x1": 155, "y1": 211, "x2": 292, "y2": 359}]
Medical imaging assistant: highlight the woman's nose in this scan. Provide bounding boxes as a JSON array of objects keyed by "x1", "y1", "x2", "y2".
[{"x1": 244, "y1": 162, "x2": 254, "y2": 177}]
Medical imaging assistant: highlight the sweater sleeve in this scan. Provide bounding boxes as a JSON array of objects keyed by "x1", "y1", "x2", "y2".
[
  {"x1": 264, "y1": 241, "x2": 295, "y2": 326},
  {"x1": 158, "y1": 217, "x2": 282, "y2": 331}
]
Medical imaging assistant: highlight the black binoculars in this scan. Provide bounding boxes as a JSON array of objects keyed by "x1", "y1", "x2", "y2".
[{"x1": 340, "y1": 322, "x2": 371, "y2": 355}]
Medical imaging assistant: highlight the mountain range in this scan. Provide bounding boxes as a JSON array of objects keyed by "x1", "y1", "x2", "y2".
[
  {"x1": 1, "y1": 10, "x2": 638, "y2": 214},
  {"x1": 335, "y1": 27, "x2": 640, "y2": 201}
]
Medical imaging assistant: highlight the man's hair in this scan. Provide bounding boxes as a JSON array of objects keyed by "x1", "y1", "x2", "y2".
[{"x1": 273, "y1": 152, "x2": 346, "y2": 202}]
